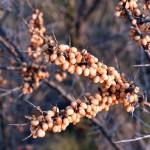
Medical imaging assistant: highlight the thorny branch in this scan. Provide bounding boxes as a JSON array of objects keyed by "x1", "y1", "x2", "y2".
[
  {"x1": 44, "y1": 78, "x2": 121, "y2": 150},
  {"x1": 114, "y1": 134, "x2": 150, "y2": 143},
  {"x1": 125, "y1": 9, "x2": 150, "y2": 62}
]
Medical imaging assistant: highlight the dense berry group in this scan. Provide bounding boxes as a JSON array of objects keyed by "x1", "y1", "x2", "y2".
[
  {"x1": 21, "y1": 63, "x2": 49, "y2": 94},
  {"x1": 27, "y1": 9, "x2": 46, "y2": 60},
  {"x1": 25, "y1": 40, "x2": 143, "y2": 138},
  {"x1": 115, "y1": 0, "x2": 150, "y2": 57}
]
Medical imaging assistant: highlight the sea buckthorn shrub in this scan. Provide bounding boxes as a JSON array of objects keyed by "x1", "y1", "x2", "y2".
[{"x1": 26, "y1": 41, "x2": 143, "y2": 138}]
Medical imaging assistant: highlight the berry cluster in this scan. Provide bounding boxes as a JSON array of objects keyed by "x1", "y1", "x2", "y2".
[
  {"x1": 43, "y1": 43, "x2": 140, "y2": 98},
  {"x1": 25, "y1": 41, "x2": 143, "y2": 138},
  {"x1": 28, "y1": 87, "x2": 140, "y2": 138},
  {"x1": 115, "y1": 0, "x2": 150, "y2": 58},
  {"x1": 27, "y1": 9, "x2": 46, "y2": 59},
  {"x1": 21, "y1": 63, "x2": 49, "y2": 94}
]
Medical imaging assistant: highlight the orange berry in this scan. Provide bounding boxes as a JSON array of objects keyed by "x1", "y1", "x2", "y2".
[
  {"x1": 54, "y1": 58, "x2": 60, "y2": 66},
  {"x1": 66, "y1": 108, "x2": 74, "y2": 116},
  {"x1": 31, "y1": 120, "x2": 39, "y2": 126},
  {"x1": 37, "y1": 129, "x2": 45, "y2": 137},
  {"x1": 45, "y1": 115, "x2": 51, "y2": 122},
  {"x1": 70, "y1": 47, "x2": 77, "y2": 53},
  {"x1": 104, "y1": 105, "x2": 109, "y2": 111},
  {"x1": 123, "y1": 83, "x2": 130, "y2": 89},
  {"x1": 52, "y1": 125, "x2": 59, "y2": 133},
  {"x1": 101, "y1": 74, "x2": 108, "y2": 81},
  {"x1": 47, "y1": 121, "x2": 53, "y2": 129},
  {"x1": 142, "y1": 38, "x2": 147, "y2": 46},
  {"x1": 70, "y1": 58, "x2": 76, "y2": 64},
  {"x1": 32, "y1": 14, "x2": 37, "y2": 20},
  {"x1": 47, "y1": 110, "x2": 55, "y2": 117},
  {"x1": 76, "y1": 54, "x2": 82, "y2": 63},
  {"x1": 102, "y1": 96, "x2": 107, "y2": 103},
  {"x1": 71, "y1": 113, "x2": 77, "y2": 121},
  {"x1": 95, "y1": 93, "x2": 102, "y2": 101},
  {"x1": 42, "y1": 123, "x2": 48, "y2": 131},
  {"x1": 55, "y1": 74, "x2": 63, "y2": 82},
  {"x1": 71, "y1": 101, "x2": 77, "y2": 109},
  {"x1": 89, "y1": 67, "x2": 97, "y2": 76},
  {"x1": 132, "y1": 19, "x2": 137, "y2": 25},
  {"x1": 86, "y1": 105, "x2": 92, "y2": 113},
  {"x1": 59, "y1": 55, "x2": 66, "y2": 64},
  {"x1": 129, "y1": 95, "x2": 134, "y2": 103},
  {"x1": 67, "y1": 65, "x2": 75, "y2": 74},
  {"x1": 93, "y1": 76, "x2": 100, "y2": 83},
  {"x1": 83, "y1": 68, "x2": 90, "y2": 76},
  {"x1": 67, "y1": 116, "x2": 73, "y2": 123},
  {"x1": 62, "y1": 61, "x2": 69, "y2": 70},
  {"x1": 69, "y1": 52, "x2": 75, "y2": 59},
  {"x1": 80, "y1": 102, "x2": 87, "y2": 109},
  {"x1": 79, "y1": 108, "x2": 86, "y2": 116},
  {"x1": 33, "y1": 134, "x2": 38, "y2": 138},
  {"x1": 75, "y1": 66, "x2": 82, "y2": 75},
  {"x1": 107, "y1": 96, "x2": 113, "y2": 104},
  {"x1": 125, "y1": 2, "x2": 129, "y2": 9},
  {"x1": 59, "y1": 44, "x2": 68, "y2": 52},
  {"x1": 63, "y1": 118, "x2": 69, "y2": 126},
  {"x1": 61, "y1": 124, "x2": 67, "y2": 131},
  {"x1": 126, "y1": 105, "x2": 132, "y2": 112},
  {"x1": 91, "y1": 99, "x2": 99, "y2": 105},
  {"x1": 50, "y1": 54, "x2": 57, "y2": 62},
  {"x1": 56, "y1": 117, "x2": 62, "y2": 125}
]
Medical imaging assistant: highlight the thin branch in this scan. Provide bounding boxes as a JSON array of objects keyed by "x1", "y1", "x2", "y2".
[
  {"x1": 8, "y1": 123, "x2": 29, "y2": 126},
  {"x1": 84, "y1": 0, "x2": 101, "y2": 21},
  {"x1": 0, "y1": 29, "x2": 27, "y2": 63},
  {"x1": 0, "y1": 65, "x2": 21, "y2": 71},
  {"x1": 133, "y1": 114, "x2": 150, "y2": 129},
  {"x1": 92, "y1": 118, "x2": 121, "y2": 150},
  {"x1": 24, "y1": 99, "x2": 43, "y2": 114},
  {"x1": 0, "y1": 86, "x2": 21, "y2": 98},
  {"x1": 133, "y1": 64, "x2": 150, "y2": 67},
  {"x1": 114, "y1": 134, "x2": 150, "y2": 143},
  {"x1": 43, "y1": 79, "x2": 73, "y2": 102}
]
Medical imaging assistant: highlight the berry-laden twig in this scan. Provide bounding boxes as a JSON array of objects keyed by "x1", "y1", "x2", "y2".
[
  {"x1": 115, "y1": 0, "x2": 150, "y2": 61},
  {"x1": 26, "y1": 89, "x2": 143, "y2": 138},
  {"x1": 21, "y1": 2, "x2": 150, "y2": 139},
  {"x1": 24, "y1": 38, "x2": 148, "y2": 138},
  {"x1": 21, "y1": 62, "x2": 49, "y2": 94},
  {"x1": 25, "y1": 9, "x2": 54, "y2": 63}
]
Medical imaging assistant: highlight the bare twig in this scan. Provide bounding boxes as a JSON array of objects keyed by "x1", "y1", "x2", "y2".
[
  {"x1": 0, "y1": 65, "x2": 21, "y2": 71},
  {"x1": 92, "y1": 118, "x2": 121, "y2": 150},
  {"x1": 43, "y1": 79, "x2": 73, "y2": 102},
  {"x1": 8, "y1": 123, "x2": 29, "y2": 126},
  {"x1": 24, "y1": 99, "x2": 43, "y2": 114},
  {"x1": 133, "y1": 64, "x2": 150, "y2": 67},
  {"x1": 114, "y1": 134, "x2": 150, "y2": 143},
  {"x1": 0, "y1": 86, "x2": 21, "y2": 98}
]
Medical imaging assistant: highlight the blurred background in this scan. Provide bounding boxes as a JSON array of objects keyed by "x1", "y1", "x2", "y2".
[{"x1": 0, "y1": 0, "x2": 150, "y2": 150}]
